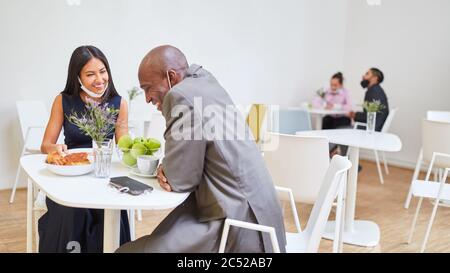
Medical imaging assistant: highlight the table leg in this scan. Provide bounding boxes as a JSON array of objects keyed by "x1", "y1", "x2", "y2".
[
  {"x1": 315, "y1": 115, "x2": 323, "y2": 130},
  {"x1": 322, "y1": 146, "x2": 380, "y2": 247},
  {"x1": 26, "y1": 178, "x2": 33, "y2": 253},
  {"x1": 104, "y1": 209, "x2": 121, "y2": 253}
]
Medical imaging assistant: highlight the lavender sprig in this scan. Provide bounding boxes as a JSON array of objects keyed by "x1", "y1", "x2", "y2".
[{"x1": 66, "y1": 98, "x2": 119, "y2": 143}]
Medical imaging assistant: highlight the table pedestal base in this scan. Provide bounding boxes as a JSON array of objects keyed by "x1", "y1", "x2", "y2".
[{"x1": 322, "y1": 220, "x2": 380, "y2": 247}]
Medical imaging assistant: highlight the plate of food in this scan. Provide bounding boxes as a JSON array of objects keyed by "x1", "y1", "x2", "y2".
[{"x1": 45, "y1": 149, "x2": 94, "y2": 176}]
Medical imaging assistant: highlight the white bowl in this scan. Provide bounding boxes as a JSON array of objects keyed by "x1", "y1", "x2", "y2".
[
  {"x1": 46, "y1": 162, "x2": 93, "y2": 176},
  {"x1": 45, "y1": 148, "x2": 94, "y2": 176}
]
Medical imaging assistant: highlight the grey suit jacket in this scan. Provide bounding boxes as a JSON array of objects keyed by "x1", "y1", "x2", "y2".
[{"x1": 118, "y1": 64, "x2": 286, "y2": 253}]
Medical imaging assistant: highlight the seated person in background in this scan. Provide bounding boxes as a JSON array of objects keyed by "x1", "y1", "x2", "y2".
[
  {"x1": 348, "y1": 67, "x2": 389, "y2": 132},
  {"x1": 312, "y1": 72, "x2": 352, "y2": 129}
]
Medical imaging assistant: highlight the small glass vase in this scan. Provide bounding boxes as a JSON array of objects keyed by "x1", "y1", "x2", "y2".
[
  {"x1": 367, "y1": 112, "x2": 377, "y2": 133},
  {"x1": 92, "y1": 139, "x2": 113, "y2": 178}
]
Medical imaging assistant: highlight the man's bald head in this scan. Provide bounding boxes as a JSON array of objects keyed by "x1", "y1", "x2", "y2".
[
  {"x1": 138, "y1": 45, "x2": 189, "y2": 111},
  {"x1": 139, "y1": 45, "x2": 188, "y2": 78}
]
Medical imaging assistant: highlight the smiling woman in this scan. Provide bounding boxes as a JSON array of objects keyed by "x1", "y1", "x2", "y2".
[{"x1": 37, "y1": 45, "x2": 131, "y2": 253}]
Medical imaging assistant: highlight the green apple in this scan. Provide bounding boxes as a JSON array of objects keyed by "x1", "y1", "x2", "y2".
[
  {"x1": 145, "y1": 138, "x2": 161, "y2": 149},
  {"x1": 133, "y1": 137, "x2": 145, "y2": 144},
  {"x1": 122, "y1": 151, "x2": 137, "y2": 166},
  {"x1": 144, "y1": 138, "x2": 161, "y2": 155},
  {"x1": 118, "y1": 135, "x2": 133, "y2": 152},
  {"x1": 130, "y1": 142, "x2": 147, "y2": 159}
]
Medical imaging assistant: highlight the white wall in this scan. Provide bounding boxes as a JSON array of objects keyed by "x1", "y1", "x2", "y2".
[
  {"x1": 343, "y1": 0, "x2": 450, "y2": 168},
  {"x1": 0, "y1": 0, "x2": 348, "y2": 190}
]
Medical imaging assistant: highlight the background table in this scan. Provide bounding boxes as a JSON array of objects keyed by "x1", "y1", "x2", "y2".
[
  {"x1": 297, "y1": 106, "x2": 350, "y2": 130},
  {"x1": 296, "y1": 129, "x2": 402, "y2": 247},
  {"x1": 21, "y1": 153, "x2": 189, "y2": 253}
]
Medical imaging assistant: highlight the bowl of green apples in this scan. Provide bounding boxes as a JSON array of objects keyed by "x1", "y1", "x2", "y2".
[{"x1": 117, "y1": 135, "x2": 161, "y2": 168}]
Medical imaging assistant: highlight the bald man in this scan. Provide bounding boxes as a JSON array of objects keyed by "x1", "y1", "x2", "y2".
[{"x1": 116, "y1": 45, "x2": 286, "y2": 253}]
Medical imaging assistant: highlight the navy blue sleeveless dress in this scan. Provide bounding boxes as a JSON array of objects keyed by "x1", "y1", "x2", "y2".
[{"x1": 38, "y1": 94, "x2": 131, "y2": 253}]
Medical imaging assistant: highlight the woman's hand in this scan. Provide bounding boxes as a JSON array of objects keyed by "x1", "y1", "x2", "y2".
[
  {"x1": 55, "y1": 144, "x2": 68, "y2": 156},
  {"x1": 156, "y1": 165, "x2": 172, "y2": 192}
]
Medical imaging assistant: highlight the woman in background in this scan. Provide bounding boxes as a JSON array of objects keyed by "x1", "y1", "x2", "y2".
[
  {"x1": 313, "y1": 72, "x2": 352, "y2": 129},
  {"x1": 39, "y1": 45, "x2": 130, "y2": 252}
]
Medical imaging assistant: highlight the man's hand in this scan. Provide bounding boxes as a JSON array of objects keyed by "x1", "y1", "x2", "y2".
[
  {"x1": 156, "y1": 165, "x2": 172, "y2": 192},
  {"x1": 325, "y1": 102, "x2": 334, "y2": 110}
]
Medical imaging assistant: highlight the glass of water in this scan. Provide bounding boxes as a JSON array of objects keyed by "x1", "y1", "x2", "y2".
[{"x1": 93, "y1": 139, "x2": 113, "y2": 178}]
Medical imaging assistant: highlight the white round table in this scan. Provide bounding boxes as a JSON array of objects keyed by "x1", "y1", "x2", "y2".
[
  {"x1": 21, "y1": 153, "x2": 189, "y2": 253},
  {"x1": 296, "y1": 129, "x2": 402, "y2": 247}
]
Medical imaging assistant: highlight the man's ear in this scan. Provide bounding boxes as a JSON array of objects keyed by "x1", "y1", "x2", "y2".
[{"x1": 168, "y1": 69, "x2": 182, "y2": 85}]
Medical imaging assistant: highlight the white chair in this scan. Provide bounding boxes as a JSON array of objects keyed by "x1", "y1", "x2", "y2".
[
  {"x1": 427, "y1": 111, "x2": 450, "y2": 123},
  {"x1": 263, "y1": 133, "x2": 329, "y2": 203},
  {"x1": 404, "y1": 119, "x2": 450, "y2": 209},
  {"x1": 353, "y1": 108, "x2": 398, "y2": 184},
  {"x1": 271, "y1": 108, "x2": 312, "y2": 135},
  {"x1": 407, "y1": 152, "x2": 450, "y2": 252},
  {"x1": 219, "y1": 155, "x2": 351, "y2": 253},
  {"x1": 426, "y1": 111, "x2": 450, "y2": 183},
  {"x1": 10, "y1": 101, "x2": 49, "y2": 203},
  {"x1": 219, "y1": 219, "x2": 281, "y2": 253}
]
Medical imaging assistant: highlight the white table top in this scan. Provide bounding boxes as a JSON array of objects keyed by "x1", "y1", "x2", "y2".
[
  {"x1": 296, "y1": 129, "x2": 402, "y2": 152},
  {"x1": 303, "y1": 107, "x2": 349, "y2": 115},
  {"x1": 294, "y1": 104, "x2": 357, "y2": 115},
  {"x1": 20, "y1": 154, "x2": 189, "y2": 210}
]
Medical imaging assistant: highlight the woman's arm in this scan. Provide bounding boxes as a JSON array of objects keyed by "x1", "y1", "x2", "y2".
[
  {"x1": 41, "y1": 95, "x2": 67, "y2": 155},
  {"x1": 115, "y1": 98, "x2": 129, "y2": 142},
  {"x1": 342, "y1": 88, "x2": 353, "y2": 112}
]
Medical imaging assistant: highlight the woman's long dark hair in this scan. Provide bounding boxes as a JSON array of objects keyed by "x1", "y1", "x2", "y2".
[{"x1": 61, "y1": 45, "x2": 119, "y2": 101}]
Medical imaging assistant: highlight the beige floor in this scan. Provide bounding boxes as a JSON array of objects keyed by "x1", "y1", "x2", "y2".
[{"x1": 1, "y1": 160, "x2": 450, "y2": 253}]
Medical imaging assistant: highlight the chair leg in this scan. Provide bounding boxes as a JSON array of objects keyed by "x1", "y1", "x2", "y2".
[
  {"x1": 373, "y1": 150, "x2": 384, "y2": 184},
  {"x1": 219, "y1": 220, "x2": 231, "y2": 253},
  {"x1": 137, "y1": 209, "x2": 142, "y2": 222},
  {"x1": 407, "y1": 197, "x2": 423, "y2": 244},
  {"x1": 405, "y1": 150, "x2": 423, "y2": 209},
  {"x1": 129, "y1": 210, "x2": 136, "y2": 241},
  {"x1": 382, "y1": 151, "x2": 389, "y2": 175},
  {"x1": 420, "y1": 197, "x2": 440, "y2": 253},
  {"x1": 10, "y1": 148, "x2": 26, "y2": 203},
  {"x1": 34, "y1": 209, "x2": 40, "y2": 253},
  {"x1": 333, "y1": 175, "x2": 346, "y2": 253}
]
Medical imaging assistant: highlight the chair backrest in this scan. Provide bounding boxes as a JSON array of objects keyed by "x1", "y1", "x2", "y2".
[
  {"x1": 271, "y1": 108, "x2": 312, "y2": 135},
  {"x1": 146, "y1": 112, "x2": 166, "y2": 153},
  {"x1": 422, "y1": 119, "x2": 450, "y2": 167},
  {"x1": 427, "y1": 111, "x2": 450, "y2": 123},
  {"x1": 246, "y1": 104, "x2": 267, "y2": 144},
  {"x1": 264, "y1": 133, "x2": 330, "y2": 203},
  {"x1": 304, "y1": 155, "x2": 351, "y2": 252},
  {"x1": 381, "y1": 107, "x2": 398, "y2": 133},
  {"x1": 16, "y1": 101, "x2": 48, "y2": 141}
]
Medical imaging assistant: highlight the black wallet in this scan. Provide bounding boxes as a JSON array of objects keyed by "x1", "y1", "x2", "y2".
[{"x1": 109, "y1": 176, "x2": 153, "y2": 195}]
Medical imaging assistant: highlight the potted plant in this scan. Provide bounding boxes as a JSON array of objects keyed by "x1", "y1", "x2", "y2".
[{"x1": 66, "y1": 98, "x2": 119, "y2": 177}]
